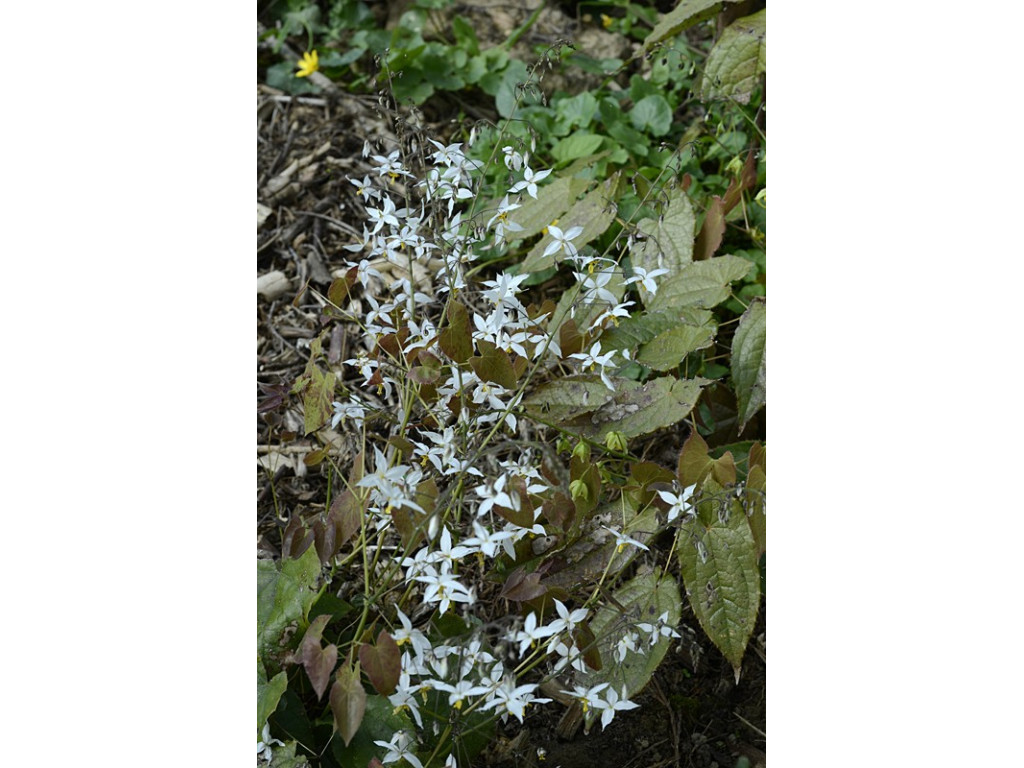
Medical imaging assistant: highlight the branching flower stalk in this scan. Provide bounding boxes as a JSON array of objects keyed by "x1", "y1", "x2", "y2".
[{"x1": 294, "y1": 94, "x2": 693, "y2": 766}]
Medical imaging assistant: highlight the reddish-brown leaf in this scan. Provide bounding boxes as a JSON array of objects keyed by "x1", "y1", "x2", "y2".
[
  {"x1": 542, "y1": 492, "x2": 576, "y2": 534},
  {"x1": 678, "y1": 430, "x2": 712, "y2": 488},
  {"x1": 299, "y1": 615, "x2": 338, "y2": 700},
  {"x1": 748, "y1": 442, "x2": 765, "y2": 473},
  {"x1": 574, "y1": 621, "x2": 602, "y2": 671},
  {"x1": 493, "y1": 477, "x2": 534, "y2": 530},
  {"x1": 501, "y1": 567, "x2": 548, "y2": 602},
  {"x1": 558, "y1": 317, "x2": 584, "y2": 359},
  {"x1": 328, "y1": 276, "x2": 351, "y2": 308},
  {"x1": 313, "y1": 518, "x2": 337, "y2": 565},
  {"x1": 710, "y1": 451, "x2": 737, "y2": 487},
  {"x1": 438, "y1": 300, "x2": 474, "y2": 363},
  {"x1": 358, "y1": 631, "x2": 401, "y2": 696},
  {"x1": 693, "y1": 196, "x2": 726, "y2": 261},
  {"x1": 469, "y1": 345, "x2": 517, "y2": 390},
  {"x1": 330, "y1": 664, "x2": 366, "y2": 746},
  {"x1": 281, "y1": 515, "x2": 314, "y2": 559},
  {"x1": 722, "y1": 150, "x2": 759, "y2": 213},
  {"x1": 328, "y1": 490, "x2": 363, "y2": 552}
]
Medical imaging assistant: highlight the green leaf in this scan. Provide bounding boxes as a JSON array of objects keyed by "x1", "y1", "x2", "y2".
[
  {"x1": 572, "y1": 376, "x2": 705, "y2": 442},
  {"x1": 630, "y1": 186, "x2": 696, "y2": 285},
  {"x1": 551, "y1": 132, "x2": 605, "y2": 164},
  {"x1": 391, "y1": 77, "x2": 434, "y2": 105},
  {"x1": 554, "y1": 92, "x2": 599, "y2": 136},
  {"x1": 522, "y1": 172, "x2": 620, "y2": 273},
  {"x1": 495, "y1": 59, "x2": 530, "y2": 117},
  {"x1": 579, "y1": 571, "x2": 682, "y2": 732},
  {"x1": 630, "y1": 94, "x2": 673, "y2": 137},
  {"x1": 508, "y1": 174, "x2": 592, "y2": 240},
  {"x1": 636, "y1": 324, "x2": 715, "y2": 371},
  {"x1": 262, "y1": 741, "x2": 307, "y2": 768},
  {"x1": 265, "y1": 62, "x2": 320, "y2": 95},
  {"x1": 477, "y1": 49, "x2": 511, "y2": 93},
  {"x1": 257, "y1": 661, "x2": 289, "y2": 738},
  {"x1": 257, "y1": 546, "x2": 321, "y2": 658},
  {"x1": 452, "y1": 16, "x2": 480, "y2": 54},
  {"x1": 648, "y1": 254, "x2": 751, "y2": 311},
  {"x1": 745, "y1": 464, "x2": 766, "y2": 559},
  {"x1": 605, "y1": 119, "x2": 649, "y2": 157},
  {"x1": 600, "y1": 309, "x2": 713, "y2": 353},
  {"x1": 731, "y1": 298, "x2": 765, "y2": 433},
  {"x1": 678, "y1": 481, "x2": 761, "y2": 681},
  {"x1": 522, "y1": 375, "x2": 641, "y2": 424},
  {"x1": 641, "y1": 0, "x2": 743, "y2": 55},
  {"x1": 699, "y1": 9, "x2": 766, "y2": 105},
  {"x1": 542, "y1": 502, "x2": 659, "y2": 592}
]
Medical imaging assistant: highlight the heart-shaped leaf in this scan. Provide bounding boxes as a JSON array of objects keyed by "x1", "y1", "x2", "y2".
[
  {"x1": 298, "y1": 614, "x2": 338, "y2": 700},
  {"x1": 501, "y1": 567, "x2": 548, "y2": 602},
  {"x1": 358, "y1": 631, "x2": 401, "y2": 696},
  {"x1": 330, "y1": 664, "x2": 366, "y2": 747}
]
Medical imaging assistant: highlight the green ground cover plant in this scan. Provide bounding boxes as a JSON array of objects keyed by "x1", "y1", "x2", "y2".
[{"x1": 258, "y1": 2, "x2": 765, "y2": 766}]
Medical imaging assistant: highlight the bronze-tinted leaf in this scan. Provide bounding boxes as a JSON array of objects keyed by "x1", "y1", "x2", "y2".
[
  {"x1": 542, "y1": 492, "x2": 576, "y2": 534},
  {"x1": 303, "y1": 367, "x2": 336, "y2": 435},
  {"x1": 469, "y1": 345, "x2": 517, "y2": 389},
  {"x1": 439, "y1": 300, "x2": 474, "y2": 363},
  {"x1": 627, "y1": 461, "x2": 676, "y2": 505},
  {"x1": 328, "y1": 490, "x2": 363, "y2": 551},
  {"x1": 748, "y1": 442, "x2": 765, "y2": 473},
  {"x1": 710, "y1": 451, "x2": 737, "y2": 487},
  {"x1": 501, "y1": 567, "x2": 548, "y2": 602},
  {"x1": 328, "y1": 276, "x2": 351, "y2": 307},
  {"x1": 722, "y1": 150, "x2": 759, "y2": 213},
  {"x1": 281, "y1": 515, "x2": 313, "y2": 559},
  {"x1": 694, "y1": 196, "x2": 726, "y2": 261},
  {"x1": 558, "y1": 317, "x2": 584, "y2": 359},
  {"x1": 304, "y1": 448, "x2": 329, "y2": 467},
  {"x1": 358, "y1": 631, "x2": 401, "y2": 696},
  {"x1": 678, "y1": 430, "x2": 713, "y2": 488},
  {"x1": 299, "y1": 615, "x2": 338, "y2": 700},
  {"x1": 390, "y1": 505, "x2": 425, "y2": 552},
  {"x1": 492, "y1": 477, "x2": 534, "y2": 530},
  {"x1": 312, "y1": 517, "x2": 337, "y2": 565},
  {"x1": 575, "y1": 621, "x2": 602, "y2": 671},
  {"x1": 330, "y1": 664, "x2": 366, "y2": 746}
]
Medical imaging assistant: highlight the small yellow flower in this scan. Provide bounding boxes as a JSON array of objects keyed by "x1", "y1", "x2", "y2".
[
  {"x1": 601, "y1": 13, "x2": 614, "y2": 29},
  {"x1": 296, "y1": 50, "x2": 319, "y2": 78}
]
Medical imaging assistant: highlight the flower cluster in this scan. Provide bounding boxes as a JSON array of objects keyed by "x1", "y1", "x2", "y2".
[{"x1": 322, "y1": 132, "x2": 680, "y2": 767}]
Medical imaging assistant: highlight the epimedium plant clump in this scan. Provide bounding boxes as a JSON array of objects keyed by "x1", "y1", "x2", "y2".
[{"x1": 259, "y1": 3, "x2": 765, "y2": 768}]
